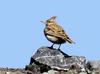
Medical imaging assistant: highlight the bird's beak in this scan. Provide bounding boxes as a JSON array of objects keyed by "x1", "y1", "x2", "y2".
[{"x1": 40, "y1": 21, "x2": 46, "y2": 24}]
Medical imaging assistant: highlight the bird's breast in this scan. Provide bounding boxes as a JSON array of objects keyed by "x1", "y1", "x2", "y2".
[{"x1": 46, "y1": 35, "x2": 58, "y2": 42}]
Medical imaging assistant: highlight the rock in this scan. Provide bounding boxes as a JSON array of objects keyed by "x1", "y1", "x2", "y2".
[
  {"x1": 79, "y1": 72, "x2": 87, "y2": 74},
  {"x1": 89, "y1": 60, "x2": 100, "y2": 70},
  {"x1": 86, "y1": 61, "x2": 100, "y2": 74},
  {"x1": 0, "y1": 46, "x2": 100, "y2": 74},
  {"x1": 0, "y1": 68, "x2": 27, "y2": 74},
  {"x1": 26, "y1": 46, "x2": 86, "y2": 73}
]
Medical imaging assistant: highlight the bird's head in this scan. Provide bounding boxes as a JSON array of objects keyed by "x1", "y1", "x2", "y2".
[{"x1": 41, "y1": 16, "x2": 56, "y2": 26}]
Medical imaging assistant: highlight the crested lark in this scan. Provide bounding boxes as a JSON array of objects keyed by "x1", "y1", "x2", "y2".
[{"x1": 41, "y1": 16, "x2": 75, "y2": 49}]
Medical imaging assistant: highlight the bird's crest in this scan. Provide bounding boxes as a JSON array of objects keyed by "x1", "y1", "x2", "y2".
[
  {"x1": 41, "y1": 16, "x2": 56, "y2": 25},
  {"x1": 49, "y1": 16, "x2": 57, "y2": 21}
]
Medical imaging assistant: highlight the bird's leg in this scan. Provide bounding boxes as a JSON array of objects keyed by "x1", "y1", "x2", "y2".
[
  {"x1": 50, "y1": 43, "x2": 54, "y2": 49},
  {"x1": 58, "y1": 44, "x2": 61, "y2": 50}
]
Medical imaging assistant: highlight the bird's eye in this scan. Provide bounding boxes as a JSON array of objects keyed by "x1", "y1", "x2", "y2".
[{"x1": 47, "y1": 20, "x2": 51, "y2": 23}]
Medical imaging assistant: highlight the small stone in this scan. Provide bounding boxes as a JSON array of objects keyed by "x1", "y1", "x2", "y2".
[
  {"x1": 79, "y1": 72, "x2": 87, "y2": 74},
  {"x1": 48, "y1": 70, "x2": 58, "y2": 74}
]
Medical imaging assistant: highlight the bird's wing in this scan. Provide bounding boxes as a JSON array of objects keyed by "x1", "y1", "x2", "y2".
[
  {"x1": 56, "y1": 25, "x2": 75, "y2": 44},
  {"x1": 46, "y1": 25, "x2": 75, "y2": 44},
  {"x1": 45, "y1": 25, "x2": 66, "y2": 39},
  {"x1": 44, "y1": 26, "x2": 56, "y2": 36}
]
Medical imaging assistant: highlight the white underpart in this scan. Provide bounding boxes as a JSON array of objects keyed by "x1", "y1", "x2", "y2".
[{"x1": 46, "y1": 35, "x2": 58, "y2": 42}]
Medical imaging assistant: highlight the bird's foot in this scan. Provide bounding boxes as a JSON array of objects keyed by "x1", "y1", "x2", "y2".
[
  {"x1": 64, "y1": 54, "x2": 72, "y2": 58},
  {"x1": 58, "y1": 48, "x2": 61, "y2": 51},
  {"x1": 58, "y1": 49, "x2": 72, "y2": 58},
  {"x1": 48, "y1": 44, "x2": 54, "y2": 49},
  {"x1": 48, "y1": 46, "x2": 53, "y2": 49}
]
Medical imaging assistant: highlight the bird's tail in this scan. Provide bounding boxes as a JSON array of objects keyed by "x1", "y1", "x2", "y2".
[{"x1": 66, "y1": 37, "x2": 75, "y2": 44}]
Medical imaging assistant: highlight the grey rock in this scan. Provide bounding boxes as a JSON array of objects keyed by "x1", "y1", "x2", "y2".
[
  {"x1": 86, "y1": 61, "x2": 100, "y2": 74},
  {"x1": 89, "y1": 60, "x2": 100, "y2": 69},
  {"x1": 79, "y1": 72, "x2": 87, "y2": 74},
  {"x1": 0, "y1": 68, "x2": 27, "y2": 74},
  {"x1": 42, "y1": 70, "x2": 79, "y2": 74},
  {"x1": 47, "y1": 70, "x2": 58, "y2": 74},
  {"x1": 0, "y1": 47, "x2": 100, "y2": 74},
  {"x1": 26, "y1": 46, "x2": 86, "y2": 73}
]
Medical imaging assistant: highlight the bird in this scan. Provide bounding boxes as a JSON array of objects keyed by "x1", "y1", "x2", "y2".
[{"x1": 41, "y1": 16, "x2": 75, "y2": 50}]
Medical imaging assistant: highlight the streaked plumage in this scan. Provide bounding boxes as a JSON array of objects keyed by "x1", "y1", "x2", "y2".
[{"x1": 41, "y1": 16, "x2": 75, "y2": 49}]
